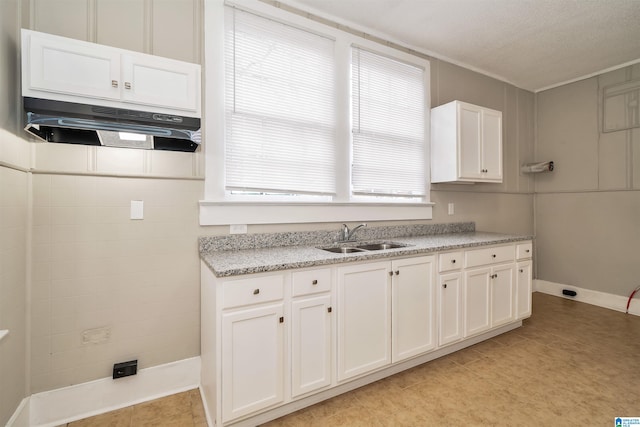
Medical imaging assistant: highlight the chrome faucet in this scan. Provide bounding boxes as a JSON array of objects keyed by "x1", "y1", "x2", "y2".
[{"x1": 340, "y1": 223, "x2": 367, "y2": 242}]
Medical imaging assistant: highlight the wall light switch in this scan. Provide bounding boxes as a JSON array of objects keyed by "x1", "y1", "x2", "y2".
[
  {"x1": 131, "y1": 200, "x2": 144, "y2": 220},
  {"x1": 230, "y1": 224, "x2": 248, "y2": 234},
  {"x1": 448, "y1": 203, "x2": 455, "y2": 215}
]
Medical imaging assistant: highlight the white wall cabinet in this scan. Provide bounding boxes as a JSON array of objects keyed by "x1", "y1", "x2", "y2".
[
  {"x1": 431, "y1": 100, "x2": 503, "y2": 183},
  {"x1": 22, "y1": 29, "x2": 201, "y2": 116},
  {"x1": 391, "y1": 256, "x2": 437, "y2": 363}
]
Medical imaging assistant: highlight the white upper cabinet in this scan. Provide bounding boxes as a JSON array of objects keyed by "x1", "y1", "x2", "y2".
[
  {"x1": 22, "y1": 29, "x2": 201, "y2": 117},
  {"x1": 431, "y1": 100, "x2": 503, "y2": 183}
]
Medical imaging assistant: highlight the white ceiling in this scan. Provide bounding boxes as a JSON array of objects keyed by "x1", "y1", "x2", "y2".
[{"x1": 283, "y1": 0, "x2": 640, "y2": 92}]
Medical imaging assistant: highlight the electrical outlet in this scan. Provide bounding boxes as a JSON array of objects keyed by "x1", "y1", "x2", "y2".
[
  {"x1": 113, "y1": 360, "x2": 137, "y2": 379},
  {"x1": 230, "y1": 224, "x2": 248, "y2": 234}
]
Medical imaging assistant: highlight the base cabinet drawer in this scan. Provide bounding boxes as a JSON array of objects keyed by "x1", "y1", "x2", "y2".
[
  {"x1": 222, "y1": 274, "x2": 284, "y2": 309},
  {"x1": 465, "y1": 245, "x2": 515, "y2": 268}
]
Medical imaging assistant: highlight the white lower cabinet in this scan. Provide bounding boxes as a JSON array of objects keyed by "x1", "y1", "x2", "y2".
[
  {"x1": 201, "y1": 240, "x2": 532, "y2": 426},
  {"x1": 391, "y1": 256, "x2": 437, "y2": 362},
  {"x1": 337, "y1": 261, "x2": 391, "y2": 381},
  {"x1": 221, "y1": 303, "x2": 285, "y2": 423},
  {"x1": 291, "y1": 294, "x2": 332, "y2": 397},
  {"x1": 438, "y1": 272, "x2": 463, "y2": 346},
  {"x1": 464, "y1": 267, "x2": 492, "y2": 337}
]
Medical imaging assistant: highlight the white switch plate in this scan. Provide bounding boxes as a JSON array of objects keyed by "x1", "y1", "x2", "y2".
[
  {"x1": 448, "y1": 203, "x2": 455, "y2": 215},
  {"x1": 131, "y1": 200, "x2": 144, "y2": 220},
  {"x1": 230, "y1": 224, "x2": 248, "y2": 234}
]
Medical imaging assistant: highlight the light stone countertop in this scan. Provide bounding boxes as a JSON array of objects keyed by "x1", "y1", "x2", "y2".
[{"x1": 200, "y1": 230, "x2": 532, "y2": 278}]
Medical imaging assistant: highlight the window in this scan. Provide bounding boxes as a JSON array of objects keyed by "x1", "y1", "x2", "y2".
[
  {"x1": 202, "y1": 0, "x2": 432, "y2": 225},
  {"x1": 225, "y1": 7, "x2": 336, "y2": 198},
  {"x1": 351, "y1": 47, "x2": 426, "y2": 200}
]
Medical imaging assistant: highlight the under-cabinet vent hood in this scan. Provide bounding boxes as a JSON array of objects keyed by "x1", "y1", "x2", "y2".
[
  {"x1": 24, "y1": 97, "x2": 201, "y2": 152},
  {"x1": 21, "y1": 29, "x2": 202, "y2": 152}
]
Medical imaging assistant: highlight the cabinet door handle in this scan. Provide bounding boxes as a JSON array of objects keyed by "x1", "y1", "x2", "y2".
[
  {"x1": 492, "y1": 254, "x2": 496, "y2": 258},
  {"x1": 394, "y1": 270, "x2": 400, "y2": 275},
  {"x1": 124, "y1": 81, "x2": 132, "y2": 90},
  {"x1": 279, "y1": 317, "x2": 284, "y2": 323},
  {"x1": 253, "y1": 289, "x2": 260, "y2": 295},
  {"x1": 525, "y1": 249, "x2": 530, "y2": 253},
  {"x1": 519, "y1": 269, "x2": 524, "y2": 273},
  {"x1": 111, "y1": 80, "x2": 119, "y2": 88},
  {"x1": 327, "y1": 307, "x2": 332, "y2": 313},
  {"x1": 491, "y1": 274, "x2": 498, "y2": 279},
  {"x1": 312, "y1": 279, "x2": 318, "y2": 285},
  {"x1": 443, "y1": 284, "x2": 447, "y2": 289},
  {"x1": 451, "y1": 259, "x2": 456, "y2": 264},
  {"x1": 388, "y1": 271, "x2": 393, "y2": 276}
]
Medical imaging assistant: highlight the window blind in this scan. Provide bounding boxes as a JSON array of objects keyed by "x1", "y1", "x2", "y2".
[
  {"x1": 225, "y1": 7, "x2": 336, "y2": 195},
  {"x1": 351, "y1": 47, "x2": 426, "y2": 197}
]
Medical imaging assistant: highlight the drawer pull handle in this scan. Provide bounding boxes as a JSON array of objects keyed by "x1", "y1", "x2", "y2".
[
  {"x1": 492, "y1": 254, "x2": 496, "y2": 258},
  {"x1": 327, "y1": 307, "x2": 332, "y2": 313},
  {"x1": 451, "y1": 259, "x2": 456, "y2": 264},
  {"x1": 312, "y1": 280, "x2": 318, "y2": 285},
  {"x1": 520, "y1": 269, "x2": 524, "y2": 273},
  {"x1": 124, "y1": 81, "x2": 132, "y2": 90},
  {"x1": 253, "y1": 289, "x2": 260, "y2": 295},
  {"x1": 279, "y1": 317, "x2": 284, "y2": 323},
  {"x1": 525, "y1": 249, "x2": 530, "y2": 253},
  {"x1": 443, "y1": 284, "x2": 447, "y2": 289},
  {"x1": 111, "y1": 80, "x2": 118, "y2": 88}
]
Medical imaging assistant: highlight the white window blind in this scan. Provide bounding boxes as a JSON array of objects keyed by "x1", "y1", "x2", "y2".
[
  {"x1": 351, "y1": 47, "x2": 426, "y2": 197},
  {"x1": 225, "y1": 7, "x2": 336, "y2": 196}
]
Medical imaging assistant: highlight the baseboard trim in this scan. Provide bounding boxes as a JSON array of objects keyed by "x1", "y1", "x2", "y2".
[
  {"x1": 534, "y1": 279, "x2": 640, "y2": 316},
  {"x1": 6, "y1": 396, "x2": 30, "y2": 427},
  {"x1": 27, "y1": 356, "x2": 200, "y2": 427}
]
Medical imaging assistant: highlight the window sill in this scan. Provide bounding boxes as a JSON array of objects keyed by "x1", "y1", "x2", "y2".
[{"x1": 199, "y1": 201, "x2": 434, "y2": 225}]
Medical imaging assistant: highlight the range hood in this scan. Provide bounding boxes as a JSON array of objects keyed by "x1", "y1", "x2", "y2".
[{"x1": 24, "y1": 97, "x2": 201, "y2": 152}]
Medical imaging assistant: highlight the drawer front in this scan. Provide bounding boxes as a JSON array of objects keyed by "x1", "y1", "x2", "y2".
[
  {"x1": 517, "y1": 242, "x2": 533, "y2": 259},
  {"x1": 222, "y1": 274, "x2": 284, "y2": 309},
  {"x1": 439, "y1": 251, "x2": 463, "y2": 272},
  {"x1": 292, "y1": 268, "x2": 332, "y2": 297},
  {"x1": 465, "y1": 245, "x2": 515, "y2": 268}
]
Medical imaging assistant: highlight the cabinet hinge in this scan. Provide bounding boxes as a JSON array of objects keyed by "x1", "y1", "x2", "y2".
[{"x1": 279, "y1": 317, "x2": 284, "y2": 323}]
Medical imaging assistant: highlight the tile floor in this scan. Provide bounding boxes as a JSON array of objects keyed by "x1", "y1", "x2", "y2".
[{"x1": 64, "y1": 293, "x2": 640, "y2": 426}]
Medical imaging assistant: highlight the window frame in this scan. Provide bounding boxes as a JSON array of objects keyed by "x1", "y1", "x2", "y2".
[{"x1": 201, "y1": 0, "x2": 432, "y2": 225}]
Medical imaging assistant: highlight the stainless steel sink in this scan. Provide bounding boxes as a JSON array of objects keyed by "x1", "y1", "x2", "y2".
[
  {"x1": 319, "y1": 241, "x2": 410, "y2": 254},
  {"x1": 322, "y1": 247, "x2": 366, "y2": 254},
  {"x1": 355, "y1": 242, "x2": 406, "y2": 251}
]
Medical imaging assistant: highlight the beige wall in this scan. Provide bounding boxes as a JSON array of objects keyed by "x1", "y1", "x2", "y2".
[
  {"x1": 0, "y1": 0, "x2": 29, "y2": 424},
  {"x1": 535, "y1": 65, "x2": 640, "y2": 297}
]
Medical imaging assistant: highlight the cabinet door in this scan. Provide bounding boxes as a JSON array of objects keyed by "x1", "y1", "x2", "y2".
[
  {"x1": 490, "y1": 264, "x2": 515, "y2": 327},
  {"x1": 464, "y1": 267, "x2": 491, "y2": 337},
  {"x1": 481, "y1": 109, "x2": 503, "y2": 181},
  {"x1": 516, "y1": 261, "x2": 532, "y2": 319},
  {"x1": 221, "y1": 303, "x2": 284, "y2": 422},
  {"x1": 392, "y1": 256, "x2": 437, "y2": 362},
  {"x1": 458, "y1": 104, "x2": 483, "y2": 179},
  {"x1": 291, "y1": 294, "x2": 332, "y2": 398},
  {"x1": 337, "y1": 262, "x2": 391, "y2": 381},
  {"x1": 121, "y1": 53, "x2": 200, "y2": 114},
  {"x1": 26, "y1": 31, "x2": 120, "y2": 101},
  {"x1": 438, "y1": 272, "x2": 463, "y2": 346}
]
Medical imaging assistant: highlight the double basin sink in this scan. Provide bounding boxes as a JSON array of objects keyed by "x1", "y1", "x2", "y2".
[{"x1": 320, "y1": 241, "x2": 411, "y2": 254}]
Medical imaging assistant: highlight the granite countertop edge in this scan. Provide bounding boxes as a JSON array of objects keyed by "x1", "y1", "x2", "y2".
[{"x1": 200, "y1": 231, "x2": 533, "y2": 278}]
